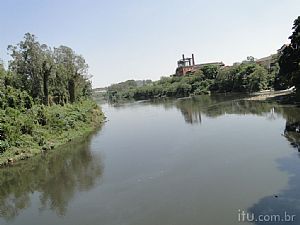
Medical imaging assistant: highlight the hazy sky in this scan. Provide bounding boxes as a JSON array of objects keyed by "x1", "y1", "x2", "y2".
[{"x1": 1, "y1": 0, "x2": 300, "y2": 87}]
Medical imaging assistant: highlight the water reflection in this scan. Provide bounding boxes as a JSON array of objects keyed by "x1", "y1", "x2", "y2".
[
  {"x1": 175, "y1": 96, "x2": 281, "y2": 124},
  {"x1": 0, "y1": 131, "x2": 103, "y2": 221},
  {"x1": 284, "y1": 107, "x2": 300, "y2": 151},
  {"x1": 5, "y1": 95, "x2": 295, "y2": 225},
  {"x1": 148, "y1": 95, "x2": 300, "y2": 224},
  {"x1": 136, "y1": 94, "x2": 280, "y2": 124},
  {"x1": 249, "y1": 106, "x2": 300, "y2": 225}
]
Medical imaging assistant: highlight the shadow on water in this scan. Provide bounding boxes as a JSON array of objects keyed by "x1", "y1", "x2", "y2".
[
  {"x1": 174, "y1": 97, "x2": 300, "y2": 224},
  {"x1": 248, "y1": 107, "x2": 300, "y2": 225},
  {"x1": 104, "y1": 93, "x2": 290, "y2": 124},
  {"x1": 141, "y1": 95, "x2": 300, "y2": 224},
  {"x1": 174, "y1": 95, "x2": 281, "y2": 124},
  {"x1": 0, "y1": 128, "x2": 104, "y2": 222},
  {"x1": 135, "y1": 94, "x2": 279, "y2": 124}
]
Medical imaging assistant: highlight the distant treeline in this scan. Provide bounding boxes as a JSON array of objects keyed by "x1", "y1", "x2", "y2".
[
  {"x1": 106, "y1": 58, "x2": 277, "y2": 102},
  {"x1": 105, "y1": 16, "x2": 300, "y2": 102}
]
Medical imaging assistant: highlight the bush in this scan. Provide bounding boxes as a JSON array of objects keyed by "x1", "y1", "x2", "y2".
[
  {"x1": 0, "y1": 140, "x2": 9, "y2": 153},
  {"x1": 0, "y1": 99, "x2": 102, "y2": 155}
]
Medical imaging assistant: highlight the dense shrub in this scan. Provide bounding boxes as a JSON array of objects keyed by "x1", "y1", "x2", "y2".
[{"x1": 0, "y1": 99, "x2": 102, "y2": 155}]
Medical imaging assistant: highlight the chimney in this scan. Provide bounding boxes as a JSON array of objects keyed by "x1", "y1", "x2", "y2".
[
  {"x1": 182, "y1": 54, "x2": 185, "y2": 60},
  {"x1": 192, "y1": 54, "x2": 195, "y2": 65}
]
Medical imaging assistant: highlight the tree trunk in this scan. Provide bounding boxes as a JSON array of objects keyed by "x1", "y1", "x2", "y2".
[
  {"x1": 32, "y1": 74, "x2": 41, "y2": 100},
  {"x1": 68, "y1": 79, "x2": 75, "y2": 103},
  {"x1": 43, "y1": 72, "x2": 49, "y2": 105},
  {"x1": 42, "y1": 63, "x2": 51, "y2": 106}
]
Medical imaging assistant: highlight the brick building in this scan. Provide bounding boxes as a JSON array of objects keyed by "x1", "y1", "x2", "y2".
[{"x1": 175, "y1": 54, "x2": 224, "y2": 76}]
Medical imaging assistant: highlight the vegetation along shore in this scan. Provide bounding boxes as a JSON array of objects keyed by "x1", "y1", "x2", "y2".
[
  {"x1": 0, "y1": 33, "x2": 104, "y2": 167},
  {"x1": 104, "y1": 16, "x2": 300, "y2": 104}
]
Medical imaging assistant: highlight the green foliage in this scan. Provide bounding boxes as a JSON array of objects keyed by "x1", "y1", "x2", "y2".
[
  {"x1": 193, "y1": 80, "x2": 213, "y2": 95},
  {"x1": 201, "y1": 65, "x2": 219, "y2": 79},
  {"x1": 7, "y1": 33, "x2": 92, "y2": 105},
  {"x1": 106, "y1": 61, "x2": 275, "y2": 101},
  {"x1": 0, "y1": 97, "x2": 103, "y2": 159},
  {"x1": 277, "y1": 16, "x2": 300, "y2": 97},
  {"x1": 0, "y1": 86, "x2": 33, "y2": 110},
  {"x1": 107, "y1": 79, "x2": 153, "y2": 102},
  {"x1": 0, "y1": 34, "x2": 104, "y2": 163},
  {"x1": 213, "y1": 63, "x2": 272, "y2": 93},
  {"x1": 0, "y1": 141, "x2": 9, "y2": 153},
  {"x1": 246, "y1": 66, "x2": 269, "y2": 92}
]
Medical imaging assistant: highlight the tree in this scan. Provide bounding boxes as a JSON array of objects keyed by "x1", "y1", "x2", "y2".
[
  {"x1": 214, "y1": 66, "x2": 234, "y2": 92},
  {"x1": 246, "y1": 56, "x2": 255, "y2": 62},
  {"x1": 201, "y1": 65, "x2": 219, "y2": 79},
  {"x1": 42, "y1": 61, "x2": 52, "y2": 105},
  {"x1": 278, "y1": 16, "x2": 300, "y2": 97},
  {"x1": 8, "y1": 33, "x2": 45, "y2": 101},
  {"x1": 246, "y1": 65, "x2": 269, "y2": 92},
  {"x1": 7, "y1": 33, "x2": 92, "y2": 105},
  {"x1": 41, "y1": 44, "x2": 54, "y2": 105},
  {"x1": 53, "y1": 46, "x2": 90, "y2": 104}
]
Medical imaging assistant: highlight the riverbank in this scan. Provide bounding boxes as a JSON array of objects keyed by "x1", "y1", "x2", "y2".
[
  {"x1": 0, "y1": 100, "x2": 105, "y2": 167},
  {"x1": 246, "y1": 87, "x2": 295, "y2": 101},
  {"x1": 245, "y1": 87, "x2": 300, "y2": 105}
]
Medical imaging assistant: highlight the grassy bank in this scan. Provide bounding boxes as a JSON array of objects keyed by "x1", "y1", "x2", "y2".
[{"x1": 0, "y1": 100, "x2": 104, "y2": 167}]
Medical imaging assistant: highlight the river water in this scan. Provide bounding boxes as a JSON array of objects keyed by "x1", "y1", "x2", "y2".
[{"x1": 1, "y1": 95, "x2": 300, "y2": 225}]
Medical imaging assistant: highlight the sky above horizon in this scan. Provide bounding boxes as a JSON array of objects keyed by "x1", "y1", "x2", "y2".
[{"x1": 1, "y1": 0, "x2": 300, "y2": 88}]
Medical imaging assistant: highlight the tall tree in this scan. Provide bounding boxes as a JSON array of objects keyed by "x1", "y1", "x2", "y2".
[
  {"x1": 41, "y1": 44, "x2": 54, "y2": 105},
  {"x1": 53, "y1": 46, "x2": 89, "y2": 104},
  {"x1": 8, "y1": 33, "x2": 45, "y2": 101},
  {"x1": 278, "y1": 16, "x2": 300, "y2": 96}
]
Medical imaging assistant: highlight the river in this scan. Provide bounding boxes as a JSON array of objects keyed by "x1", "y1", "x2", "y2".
[{"x1": 0, "y1": 95, "x2": 300, "y2": 225}]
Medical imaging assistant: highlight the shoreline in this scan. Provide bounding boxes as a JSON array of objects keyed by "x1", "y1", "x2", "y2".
[
  {"x1": 0, "y1": 122, "x2": 104, "y2": 168},
  {"x1": 0, "y1": 102, "x2": 105, "y2": 168},
  {"x1": 246, "y1": 88, "x2": 295, "y2": 101},
  {"x1": 0, "y1": 120, "x2": 105, "y2": 168}
]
